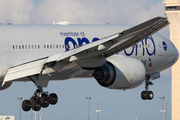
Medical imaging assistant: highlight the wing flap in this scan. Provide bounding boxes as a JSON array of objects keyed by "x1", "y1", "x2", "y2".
[{"x1": 3, "y1": 59, "x2": 47, "y2": 83}]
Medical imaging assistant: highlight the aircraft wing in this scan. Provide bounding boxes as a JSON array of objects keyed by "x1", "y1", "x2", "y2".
[
  {"x1": 2, "y1": 17, "x2": 169, "y2": 86},
  {"x1": 56, "y1": 17, "x2": 169, "y2": 61}
]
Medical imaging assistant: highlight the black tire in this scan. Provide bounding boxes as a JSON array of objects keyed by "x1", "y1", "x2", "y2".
[
  {"x1": 40, "y1": 96, "x2": 49, "y2": 108},
  {"x1": 22, "y1": 100, "x2": 31, "y2": 111},
  {"x1": 141, "y1": 91, "x2": 147, "y2": 100},
  {"x1": 49, "y1": 93, "x2": 58, "y2": 105},
  {"x1": 30, "y1": 96, "x2": 36, "y2": 103},
  {"x1": 32, "y1": 99, "x2": 41, "y2": 111},
  {"x1": 147, "y1": 91, "x2": 154, "y2": 100}
]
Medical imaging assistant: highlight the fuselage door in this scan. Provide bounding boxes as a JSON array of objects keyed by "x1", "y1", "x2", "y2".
[{"x1": 155, "y1": 37, "x2": 164, "y2": 56}]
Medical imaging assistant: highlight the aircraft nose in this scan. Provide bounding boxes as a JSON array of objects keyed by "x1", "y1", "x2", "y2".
[{"x1": 174, "y1": 46, "x2": 179, "y2": 62}]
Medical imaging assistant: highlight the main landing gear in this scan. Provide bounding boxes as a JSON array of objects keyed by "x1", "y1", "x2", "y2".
[
  {"x1": 141, "y1": 75, "x2": 154, "y2": 100},
  {"x1": 22, "y1": 87, "x2": 58, "y2": 111}
]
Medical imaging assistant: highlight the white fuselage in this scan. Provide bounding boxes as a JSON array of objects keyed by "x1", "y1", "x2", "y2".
[{"x1": 0, "y1": 24, "x2": 178, "y2": 81}]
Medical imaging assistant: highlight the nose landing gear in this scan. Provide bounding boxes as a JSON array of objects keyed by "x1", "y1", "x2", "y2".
[
  {"x1": 141, "y1": 75, "x2": 154, "y2": 100},
  {"x1": 22, "y1": 87, "x2": 58, "y2": 111}
]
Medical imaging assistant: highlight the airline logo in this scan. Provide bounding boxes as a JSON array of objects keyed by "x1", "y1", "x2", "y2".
[
  {"x1": 149, "y1": 57, "x2": 152, "y2": 67},
  {"x1": 162, "y1": 41, "x2": 167, "y2": 51},
  {"x1": 61, "y1": 32, "x2": 156, "y2": 57},
  {"x1": 124, "y1": 36, "x2": 155, "y2": 56},
  {"x1": 60, "y1": 31, "x2": 99, "y2": 51}
]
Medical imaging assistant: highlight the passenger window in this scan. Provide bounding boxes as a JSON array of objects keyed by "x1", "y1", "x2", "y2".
[
  {"x1": 32, "y1": 45, "x2": 34, "y2": 49},
  {"x1": 25, "y1": 45, "x2": 27, "y2": 49},
  {"x1": 29, "y1": 45, "x2": 31, "y2": 49},
  {"x1": 50, "y1": 45, "x2": 52, "y2": 49},
  {"x1": 47, "y1": 45, "x2": 49, "y2": 49},
  {"x1": 59, "y1": 45, "x2": 61, "y2": 49},
  {"x1": 35, "y1": 45, "x2": 37, "y2": 49},
  {"x1": 16, "y1": 45, "x2": 18, "y2": 49},
  {"x1": 19, "y1": 45, "x2": 21, "y2": 49},
  {"x1": 44, "y1": 45, "x2": 46, "y2": 49},
  {"x1": 56, "y1": 45, "x2": 58, "y2": 49},
  {"x1": 53, "y1": 45, "x2": 55, "y2": 49},
  {"x1": 63, "y1": 45, "x2": 64, "y2": 48},
  {"x1": 13, "y1": 45, "x2": 15, "y2": 49},
  {"x1": 22, "y1": 45, "x2": 24, "y2": 49},
  {"x1": 38, "y1": 45, "x2": 40, "y2": 49}
]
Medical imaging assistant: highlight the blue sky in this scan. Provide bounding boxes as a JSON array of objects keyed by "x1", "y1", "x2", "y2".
[{"x1": 0, "y1": 0, "x2": 172, "y2": 120}]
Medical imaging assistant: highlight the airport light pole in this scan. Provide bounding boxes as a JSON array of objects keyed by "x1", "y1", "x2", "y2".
[
  {"x1": 86, "y1": 97, "x2": 91, "y2": 120},
  {"x1": 33, "y1": 111, "x2": 37, "y2": 120},
  {"x1": 135, "y1": 115, "x2": 138, "y2": 120},
  {"x1": 17, "y1": 97, "x2": 22, "y2": 120},
  {"x1": 96, "y1": 103, "x2": 101, "y2": 120},
  {"x1": 166, "y1": 103, "x2": 167, "y2": 120},
  {"x1": 159, "y1": 97, "x2": 165, "y2": 120},
  {"x1": 39, "y1": 112, "x2": 43, "y2": 120}
]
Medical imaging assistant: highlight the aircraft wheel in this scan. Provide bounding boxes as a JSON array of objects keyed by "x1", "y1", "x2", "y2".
[
  {"x1": 147, "y1": 91, "x2": 154, "y2": 100},
  {"x1": 49, "y1": 93, "x2": 58, "y2": 105},
  {"x1": 30, "y1": 96, "x2": 36, "y2": 103},
  {"x1": 32, "y1": 99, "x2": 41, "y2": 111},
  {"x1": 22, "y1": 100, "x2": 31, "y2": 111},
  {"x1": 141, "y1": 91, "x2": 147, "y2": 100},
  {"x1": 40, "y1": 96, "x2": 49, "y2": 108}
]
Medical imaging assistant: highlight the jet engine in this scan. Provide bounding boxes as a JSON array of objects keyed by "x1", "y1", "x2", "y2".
[
  {"x1": 0, "y1": 81, "x2": 12, "y2": 90},
  {"x1": 92, "y1": 56, "x2": 146, "y2": 89}
]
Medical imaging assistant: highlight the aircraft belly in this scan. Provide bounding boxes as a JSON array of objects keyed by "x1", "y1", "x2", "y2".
[{"x1": 48, "y1": 68, "x2": 93, "y2": 80}]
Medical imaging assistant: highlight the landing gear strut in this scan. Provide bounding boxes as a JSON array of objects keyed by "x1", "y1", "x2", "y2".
[
  {"x1": 141, "y1": 75, "x2": 154, "y2": 100},
  {"x1": 22, "y1": 87, "x2": 58, "y2": 111}
]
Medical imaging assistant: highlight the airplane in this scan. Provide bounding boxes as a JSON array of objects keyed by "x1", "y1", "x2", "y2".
[{"x1": 0, "y1": 17, "x2": 178, "y2": 112}]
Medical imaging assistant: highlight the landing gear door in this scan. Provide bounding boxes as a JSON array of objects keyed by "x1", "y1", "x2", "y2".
[{"x1": 155, "y1": 37, "x2": 164, "y2": 56}]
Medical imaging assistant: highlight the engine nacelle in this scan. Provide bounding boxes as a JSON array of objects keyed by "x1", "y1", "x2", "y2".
[
  {"x1": 0, "y1": 81, "x2": 12, "y2": 90},
  {"x1": 92, "y1": 56, "x2": 146, "y2": 89}
]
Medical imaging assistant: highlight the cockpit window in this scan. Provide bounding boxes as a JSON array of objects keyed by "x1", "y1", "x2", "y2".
[{"x1": 172, "y1": 42, "x2": 175, "y2": 47}]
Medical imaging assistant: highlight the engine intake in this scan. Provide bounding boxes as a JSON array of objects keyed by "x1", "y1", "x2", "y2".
[{"x1": 92, "y1": 62, "x2": 116, "y2": 87}]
